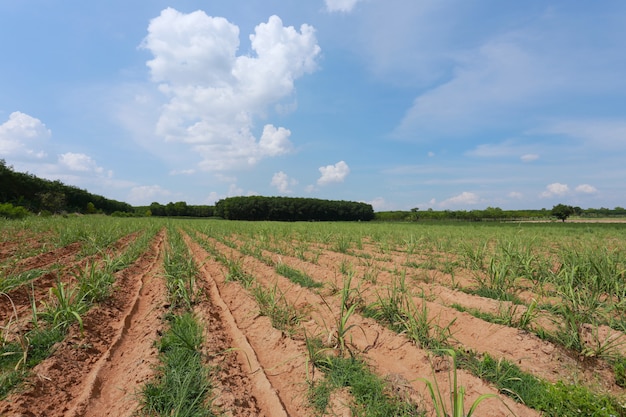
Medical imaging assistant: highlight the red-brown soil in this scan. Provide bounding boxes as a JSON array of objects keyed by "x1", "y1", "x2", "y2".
[
  {"x1": 0, "y1": 233, "x2": 140, "y2": 331},
  {"x1": 222, "y1": 233, "x2": 625, "y2": 402},
  {"x1": 1, "y1": 226, "x2": 624, "y2": 417},
  {"x1": 0, "y1": 231, "x2": 166, "y2": 417},
  {"x1": 197, "y1": 233, "x2": 539, "y2": 417}
]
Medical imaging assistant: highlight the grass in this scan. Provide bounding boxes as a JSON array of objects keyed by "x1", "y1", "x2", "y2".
[
  {"x1": 39, "y1": 280, "x2": 88, "y2": 334},
  {"x1": 275, "y1": 262, "x2": 322, "y2": 288},
  {"x1": 306, "y1": 336, "x2": 422, "y2": 417},
  {"x1": 458, "y1": 350, "x2": 625, "y2": 417},
  {"x1": 251, "y1": 283, "x2": 301, "y2": 335},
  {"x1": 363, "y1": 277, "x2": 453, "y2": 350},
  {"x1": 163, "y1": 228, "x2": 200, "y2": 309},
  {"x1": 141, "y1": 313, "x2": 214, "y2": 417}
]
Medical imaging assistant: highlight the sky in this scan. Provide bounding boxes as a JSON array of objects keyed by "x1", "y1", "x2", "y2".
[{"x1": 1, "y1": 1, "x2": 625, "y2": 211}]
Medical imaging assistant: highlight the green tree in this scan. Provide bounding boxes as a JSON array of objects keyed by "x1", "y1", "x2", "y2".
[
  {"x1": 85, "y1": 202, "x2": 97, "y2": 214},
  {"x1": 551, "y1": 204, "x2": 575, "y2": 222}
]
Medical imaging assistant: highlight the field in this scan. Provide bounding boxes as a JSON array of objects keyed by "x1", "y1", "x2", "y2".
[{"x1": 1, "y1": 216, "x2": 625, "y2": 416}]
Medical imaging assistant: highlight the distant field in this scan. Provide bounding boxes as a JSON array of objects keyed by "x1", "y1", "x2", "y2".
[{"x1": 1, "y1": 216, "x2": 625, "y2": 416}]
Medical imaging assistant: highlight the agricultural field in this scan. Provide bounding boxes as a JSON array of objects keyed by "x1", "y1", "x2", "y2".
[{"x1": 1, "y1": 216, "x2": 625, "y2": 416}]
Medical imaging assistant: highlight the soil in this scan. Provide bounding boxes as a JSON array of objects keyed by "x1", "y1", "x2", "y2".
[
  {"x1": 1, "y1": 225, "x2": 624, "y2": 417},
  {"x1": 0, "y1": 230, "x2": 167, "y2": 417}
]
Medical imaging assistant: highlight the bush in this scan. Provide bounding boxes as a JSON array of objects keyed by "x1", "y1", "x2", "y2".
[{"x1": 0, "y1": 203, "x2": 30, "y2": 219}]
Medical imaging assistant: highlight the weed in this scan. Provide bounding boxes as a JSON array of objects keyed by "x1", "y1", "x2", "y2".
[
  {"x1": 306, "y1": 336, "x2": 421, "y2": 416},
  {"x1": 224, "y1": 258, "x2": 254, "y2": 288},
  {"x1": 251, "y1": 283, "x2": 300, "y2": 335}
]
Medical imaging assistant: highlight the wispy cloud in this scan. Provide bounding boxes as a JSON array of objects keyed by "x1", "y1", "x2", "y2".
[{"x1": 325, "y1": 0, "x2": 363, "y2": 13}]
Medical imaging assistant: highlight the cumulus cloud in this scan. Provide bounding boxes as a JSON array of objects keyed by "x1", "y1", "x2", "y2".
[
  {"x1": 540, "y1": 182, "x2": 569, "y2": 198},
  {"x1": 440, "y1": 191, "x2": 480, "y2": 208},
  {"x1": 317, "y1": 160, "x2": 350, "y2": 185},
  {"x1": 58, "y1": 152, "x2": 106, "y2": 174},
  {"x1": 271, "y1": 171, "x2": 297, "y2": 193},
  {"x1": 325, "y1": 0, "x2": 363, "y2": 13},
  {"x1": 0, "y1": 111, "x2": 50, "y2": 159},
  {"x1": 259, "y1": 125, "x2": 293, "y2": 157},
  {"x1": 128, "y1": 185, "x2": 172, "y2": 205},
  {"x1": 575, "y1": 184, "x2": 597, "y2": 194},
  {"x1": 142, "y1": 9, "x2": 320, "y2": 171},
  {"x1": 367, "y1": 197, "x2": 389, "y2": 211}
]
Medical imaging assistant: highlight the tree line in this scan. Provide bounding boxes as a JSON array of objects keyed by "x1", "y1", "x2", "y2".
[
  {"x1": 214, "y1": 196, "x2": 375, "y2": 221},
  {"x1": 375, "y1": 205, "x2": 626, "y2": 222},
  {"x1": 0, "y1": 159, "x2": 132, "y2": 216},
  {"x1": 138, "y1": 201, "x2": 215, "y2": 218}
]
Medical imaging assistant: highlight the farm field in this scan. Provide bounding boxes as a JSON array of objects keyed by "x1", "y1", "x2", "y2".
[{"x1": 1, "y1": 216, "x2": 625, "y2": 416}]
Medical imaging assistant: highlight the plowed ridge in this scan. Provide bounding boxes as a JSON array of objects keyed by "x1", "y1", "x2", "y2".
[
  {"x1": 192, "y1": 231, "x2": 538, "y2": 417},
  {"x1": 0, "y1": 230, "x2": 167, "y2": 417}
]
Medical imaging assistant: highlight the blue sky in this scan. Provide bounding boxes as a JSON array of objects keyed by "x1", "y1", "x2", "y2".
[{"x1": 1, "y1": 1, "x2": 625, "y2": 211}]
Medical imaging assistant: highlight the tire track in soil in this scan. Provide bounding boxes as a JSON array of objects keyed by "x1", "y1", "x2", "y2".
[
  {"x1": 269, "y1": 239, "x2": 624, "y2": 394},
  {"x1": 183, "y1": 231, "x2": 300, "y2": 417},
  {"x1": 198, "y1": 233, "x2": 538, "y2": 417},
  {"x1": 0, "y1": 230, "x2": 167, "y2": 417}
]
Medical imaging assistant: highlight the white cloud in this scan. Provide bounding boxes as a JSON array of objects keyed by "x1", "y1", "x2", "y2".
[
  {"x1": 575, "y1": 184, "x2": 597, "y2": 194},
  {"x1": 367, "y1": 197, "x2": 388, "y2": 211},
  {"x1": 508, "y1": 191, "x2": 523, "y2": 199},
  {"x1": 468, "y1": 141, "x2": 540, "y2": 163},
  {"x1": 259, "y1": 125, "x2": 293, "y2": 157},
  {"x1": 170, "y1": 169, "x2": 196, "y2": 175},
  {"x1": 0, "y1": 111, "x2": 50, "y2": 159},
  {"x1": 439, "y1": 191, "x2": 480, "y2": 208},
  {"x1": 325, "y1": 0, "x2": 363, "y2": 13},
  {"x1": 271, "y1": 171, "x2": 297, "y2": 193},
  {"x1": 142, "y1": 9, "x2": 320, "y2": 171},
  {"x1": 317, "y1": 160, "x2": 350, "y2": 185},
  {"x1": 540, "y1": 182, "x2": 569, "y2": 198},
  {"x1": 228, "y1": 183, "x2": 244, "y2": 196},
  {"x1": 128, "y1": 185, "x2": 172, "y2": 205},
  {"x1": 520, "y1": 153, "x2": 539, "y2": 162},
  {"x1": 58, "y1": 152, "x2": 105, "y2": 174}
]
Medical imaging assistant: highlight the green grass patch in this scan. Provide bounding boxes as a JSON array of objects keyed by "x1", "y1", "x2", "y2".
[
  {"x1": 458, "y1": 350, "x2": 626, "y2": 417},
  {"x1": 307, "y1": 337, "x2": 421, "y2": 416},
  {"x1": 275, "y1": 262, "x2": 322, "y2": 288},
  {"x1": 140, "y1": 312, "x2": 214, "y2": 417}
]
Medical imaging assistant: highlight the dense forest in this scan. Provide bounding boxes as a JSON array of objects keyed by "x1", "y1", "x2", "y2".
[
  {"x1": 0, "y1": 159, "x2": 132, "y2": 216},
  {"x1": 214, "y1": 196, "x2": 375, "y2": 221}
]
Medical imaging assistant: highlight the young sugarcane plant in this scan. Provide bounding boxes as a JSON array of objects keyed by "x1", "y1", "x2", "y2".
[
  {"x1": 321, "y1": 274, "x2": 363, "y2": 357},
  {"x1": 418, "y1": 349, "x2": 515, "y2": 417}
]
